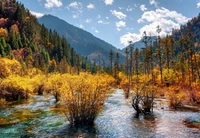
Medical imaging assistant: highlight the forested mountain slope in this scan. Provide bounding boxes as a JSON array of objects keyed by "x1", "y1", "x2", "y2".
[
  {"x1": 0, "y1": 0, "x2": 89, "y2": 73},
  {"x1": 39, "y1": 15, "x2": 123, "y2": 62}
]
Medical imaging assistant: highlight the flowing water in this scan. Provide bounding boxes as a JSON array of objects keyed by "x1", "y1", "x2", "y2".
[{"x1": 0, "y1": 89, "x2": 199, "y2": 138}]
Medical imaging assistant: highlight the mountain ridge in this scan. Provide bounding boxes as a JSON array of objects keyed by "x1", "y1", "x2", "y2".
[{"x1": 38, "y1": 14, "x2": 122, "y2": 62}]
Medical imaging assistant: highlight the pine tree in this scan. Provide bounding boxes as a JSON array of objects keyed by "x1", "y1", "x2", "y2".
[{"x1": 109, "y1": 50, "x2": 114, "y2": 75}]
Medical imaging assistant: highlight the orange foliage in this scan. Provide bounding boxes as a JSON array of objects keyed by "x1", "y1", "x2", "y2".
[
  {"x1": 192, "y1": 53, "x2": 200, "y2": 61},
  {"x1": 10, "y1": 24, "x2": 19, "y2": 34},
  {"x1": 47, "y1": 42, "x2": 54, "y2": 49},
  {"x1": 0, "y1": 28, "x2": 8, "y2": 38},
  {"x1": 26, "y1": 16, "x2": 30, "y2": 21},
  {"x1": 0, "y1": 18, "x2": 8, "y2": 27},
  {"x1": 12, "y1": 48, "x2": 30, "y2": 60},
  {"x1": 194, "y1": 42, "x2": 198, "y2": 47}
]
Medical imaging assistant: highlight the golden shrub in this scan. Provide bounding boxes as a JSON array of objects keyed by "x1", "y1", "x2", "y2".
[
  {"x1": 0, "y1": 58, "x2": 22, "y2": 78},
  {"x1": 50, "y1": 73, "x2": 116, "y2": 126}
]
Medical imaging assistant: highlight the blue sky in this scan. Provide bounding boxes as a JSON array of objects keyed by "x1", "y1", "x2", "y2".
[{"x1": 17, "y1": 0, "x2": 200, "y2": 49}]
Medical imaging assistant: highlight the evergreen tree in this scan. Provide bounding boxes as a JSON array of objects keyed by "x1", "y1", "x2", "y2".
[{"x1": 109, "y1": 50, "x2": 114, "y2": 75}]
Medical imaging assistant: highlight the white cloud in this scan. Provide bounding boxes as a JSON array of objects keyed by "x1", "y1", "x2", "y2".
[
  {"x1": 120, "y1": 33, "x2": 141, "y2": 46},
  {"x1": 126, "y1": 6, "x2": 133, "y2": 12},
  {"x1": 106, "y1": 17, "x2": 109, "y2": 19},
  {"x1": 87, "y1": 3, "x2": 95, "y2": 9},
  {"x1": 98, "y1": 20, "x2": 109, "y2": 24},
  {"x1": 139, "y1": 18, "x2": 180, "y2": 37},
  {"x1": 68, "y1": 1, "x2": 82, "y2": 9},
  {"x1": 117, "y1": 28, "x2": 121, "y2": 31},
  {"x1": 140, "y1": 5, "x2": 147, "y2": 11},
  {"x1": 197, "y1": 2, "x2": 200, "y2": 8},
  {"x1": 30, "y1": 11, "x2": 44, "y2": 18},
  {"x1": 77, "y1": 24, "x2": 84, "y2": 29},
  {"x1": 98, "y1": 20, "x2": 103, "y2": 24},
  {"x1": 150, "y1": 0, "x2": 157, "y2": 6},
  {"x1": 92, "y1": 27, "x2": 99, "y2": 33},
  {"x1": 85, "y1": 18, "x2": 92, "y2": 23},
  {"x1": 110, "y1": 10, "x2": 127, "y2": 19},
  {"x1": 116, "y1": 21, "x2": 126, "y2": 28},
  {"x1": 97, "y1": 15, "x2": 101, "y2": 19},
  {"x1": 104, "y1": 0, "x2": 114, "y2": 5},
  {"x1": 120, "y1": 7, "x2": 190, "y2": 46},
  {"x1": 44, "y1": 0, "x2": 62, "y2": 9},
  {"x1": 72, "y1": 15, "x2": 78, "y2": 19},
  {"x1": 138, "y1": 7, "x2": 189, "y2": 24},
  {"x1": 68, "y1": 2, "x2": 83, "y2": 18},
  {"x1": 134, "y1": 3, "x2": 138, "y2": 8},
  {"x1": 95, "y1": 30, "x2": 99, "y2": 33}
]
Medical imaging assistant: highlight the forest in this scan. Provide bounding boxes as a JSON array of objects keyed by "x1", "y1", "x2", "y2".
[{"x1": 0, "y1": 0, "x2": 199, "y2": 137}]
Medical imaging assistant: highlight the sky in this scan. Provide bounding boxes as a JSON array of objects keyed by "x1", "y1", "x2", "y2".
[{"x1": 17, "y1": 0, "x2": 200, "y2": 49}]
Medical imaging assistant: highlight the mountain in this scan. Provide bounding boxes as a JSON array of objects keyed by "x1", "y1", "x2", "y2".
[
  {"x1": 39, "y1": 15, "x2": 122, "y2": 62},
  {"x1": 0, "y1": 0, "x2": 90, "y2": 73},
  {"x1": 122, "y1": 36, "x2": 157, "y2": 52}
]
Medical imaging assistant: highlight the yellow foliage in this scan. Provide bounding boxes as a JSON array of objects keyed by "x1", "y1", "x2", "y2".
[
  {"x1": 42, "y1": 72, "x2": 115, "y2": 94},
  {"x1": 167, "y1": 86, "x2": 187, "y2": 108},
  {"x1": 1, "y1": 75, "x2": 36, "y2": 93},
  {"x1": 0, "y1": 58, "x2": 22, "y2": 78},
  {"x1": 0, "y1": 27, "x2": 8, "y2": 38},
  {"x1": 58, "y1": 73, "x2": 115, "y2": 125},
  {"x1": 47, "y1": 42, "x2": 54, "y2": 49},
  {"x1": 0, "y1": 98, "x2": 7, "y2": 108},
  {"x1": 41, "y1": 72, "x2": 115, "y2": 125},
  {"x1": 26, "y1": 16, "x2": 30, "y2": 21},
  {"x1": 163, "y1": 69, "x2": 178, "y2": 84}
]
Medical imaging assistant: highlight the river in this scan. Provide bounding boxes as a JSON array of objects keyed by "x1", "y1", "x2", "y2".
[{"x1": 0, "y1": 89, "x2": 199, "y2": 137}]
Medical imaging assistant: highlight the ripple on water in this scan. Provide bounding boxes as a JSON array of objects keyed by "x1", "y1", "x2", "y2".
[{"x1": 0, "y1": 89, "x2": 199, "y2": 137}]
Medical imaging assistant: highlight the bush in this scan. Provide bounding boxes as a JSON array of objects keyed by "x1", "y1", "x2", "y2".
[
  {"x1": 58, "y1": 73, "x2": 114, "y2": 126},
  {"x1": 131, "y1": 80, "x2": 156, "y2": 115},
  {"x1": 0, "y1": 98, "x2": 7, "y2": 108},
  {"x1": 163, "y1": 69, "x2": 178, "y2": 85},
  {"x1": 167, "y1": 86, "x2": 187, "y2": 108},
  {"x1": 0, "y1": 74, "x2": 45, "y2": 101},
  {"x1": 0, "y1": 58, "x2": 22, "y2": 78},
  {"x1": 0, "y1": 85, "x2": 28, "y2": 101}
]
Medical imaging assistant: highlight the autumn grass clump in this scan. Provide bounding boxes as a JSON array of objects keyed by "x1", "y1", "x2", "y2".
[{"x1": 58, "y1": 73, "x2": 115, "y2": 126}]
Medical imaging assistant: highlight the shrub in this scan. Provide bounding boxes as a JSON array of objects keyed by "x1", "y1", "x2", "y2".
[
  {"x1": 167, "y1": 86, "x2": 187, "y2": 108},
  {"x1": 131, "y1": 80, "x2": 156, "y2": 115},
  {"x1": 0, "y1": 58, "x2": 21, "y2": 78},
  {"x1": 0, "y1": 74, "x2": 44, "y2": 101},
  {"x1": 59, "y1": 73, "x2": 114, "y2": 126},
  {"x1": 162, "y1": 69, "x2": 178, "y2": 85}
]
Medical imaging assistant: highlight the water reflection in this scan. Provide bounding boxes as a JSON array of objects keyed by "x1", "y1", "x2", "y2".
[
  {"x1": 0, "y1": 89, "x2": 199, "y2": 137},
  {"x1": 52, "y1": 124, "x2": 98, "y2": 137}
]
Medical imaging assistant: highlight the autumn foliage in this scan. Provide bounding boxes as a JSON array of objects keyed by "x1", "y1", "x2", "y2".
[
  {"x1": 0, "y1": 57, "x2": 116, "y2": 126},
  {"x1": 0, "y1": 57, "x2": 22, "y2": 78}
]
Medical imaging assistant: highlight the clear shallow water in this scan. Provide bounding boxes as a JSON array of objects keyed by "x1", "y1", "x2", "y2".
[{"x1": 0, "y1": 89, "x2": 199, "y2": 138}]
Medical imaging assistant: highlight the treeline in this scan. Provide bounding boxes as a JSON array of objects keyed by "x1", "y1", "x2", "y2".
[
  {"x1": 114, "y1": 14, "x2": 200, "y2": 112},
  {"x1": 0, "y1": 0, "x2": 98, "y2": 74},
  {"x1": 116, "y1": 14, "x2": 200, "y2": 86}
]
